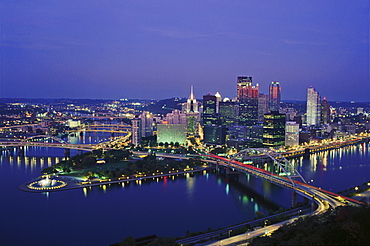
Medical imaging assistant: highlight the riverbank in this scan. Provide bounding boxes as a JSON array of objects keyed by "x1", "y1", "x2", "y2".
[
  {"x1": 339, "y1": 182, "x2": 370, "y2": 204},
  {"x1": 282, "y1": 136, "x2": 370, "y2": 158},
  {"x1": 19, "y1": 166, "x2": 210, "y2": 193}
]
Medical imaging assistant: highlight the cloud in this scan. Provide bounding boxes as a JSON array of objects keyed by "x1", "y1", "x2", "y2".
[
  {"x1": 282, "y1": 39, "x2": 326, "y2": 46},
  {"x1": 256, "y1": 52, "x2": 275, "y2": 56},
  {"x1": 145, "y1": 27, "x2": 210, "y2": 39},
  {"x1": 0, "y1": 35, "x2": 86, "y2": 50}
]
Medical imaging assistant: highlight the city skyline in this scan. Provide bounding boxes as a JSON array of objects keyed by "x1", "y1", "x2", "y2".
[{"x1": 1, "y1": 1, "x2": 369, "y2": 101}]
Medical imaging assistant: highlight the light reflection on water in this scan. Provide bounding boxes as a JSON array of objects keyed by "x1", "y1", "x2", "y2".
[{"x1": 1, "y1": 134, "x2": 370, "y2": 246}]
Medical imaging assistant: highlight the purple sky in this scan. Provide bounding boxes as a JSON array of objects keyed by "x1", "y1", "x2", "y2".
[{"x1": 1, "y1": 1, "x2": 369, "y2": 101}]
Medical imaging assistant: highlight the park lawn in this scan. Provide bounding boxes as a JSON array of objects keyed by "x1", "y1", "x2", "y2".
[{"x1": 61, "y1": 161, "x2": 131, "y2": 178}]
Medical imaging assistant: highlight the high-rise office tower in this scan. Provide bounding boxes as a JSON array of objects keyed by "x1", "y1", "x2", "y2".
[
  {"x1": 215, "y1": 92, "x2": 222, "y2": 114},
  {"x1": 269, "y1": 81, "x2": 281, "y2": 112},
  {"x1": 131, "y1": 111, "x2": 155, "y2": 146},
  {"x1": 202, "y1": 93, "x2": 218, "y2": 125},
  {"x1": 285, "y1": 121, "x2": 299, "y2": 147},
  {"x1": 306, "y1": 86, "x2": 321, "y2": 127},
  {"x1": 237, "y1": 76, "x2": 259, "y2": 126},
  {"x1": 219, "y1": 99, "x2": 238, "y2": 126},
  {"x1": 263, "y1": 111, "x2": 286, "y2": 148},
  {"x1": 131, "y1": 118, "x2": 142, "y2": 146},
  {"x1": 321, "y1": 97, "x2": 331, "y2": 125},
  {"x1": 258, "y1": 93, "x2": 269, "y2": 122},
  {"x1": 139, "y1": 111, "x2": 155, "y2": 137},
  {"x1": 184, "y1": 86, "x2": 200, "y2": 136}
]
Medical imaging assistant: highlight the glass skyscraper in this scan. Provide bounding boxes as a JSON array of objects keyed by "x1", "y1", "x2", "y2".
[{"x1": 306, "y1": 86, "x2": 321, "y2": 127}]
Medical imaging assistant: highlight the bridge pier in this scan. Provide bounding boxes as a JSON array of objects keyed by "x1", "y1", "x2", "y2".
[
  {"x1": 17, "y1": 146, "x2": 24, "y2": 157},
  {"x1": 226, "y1": 167, "x2": 239, "y2": 176},
  {"x1": 292, "y1": 191, "x2": 297, "y2": 208},
  {"x1": 64, "y1": 148, "x2": 70, "y2": 159},
  {"x1": 311, "y1": 196, "x2": 316, "y2": 212}
]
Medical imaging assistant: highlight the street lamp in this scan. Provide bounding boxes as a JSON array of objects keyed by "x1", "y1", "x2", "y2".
[{"x1": 228, "y1": 230, "x2": 232, "y2": 238}]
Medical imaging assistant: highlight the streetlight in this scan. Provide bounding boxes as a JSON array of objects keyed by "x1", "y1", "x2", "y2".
[{"x1": 228, "y1": 230, "x2": 232, "y2": 238}]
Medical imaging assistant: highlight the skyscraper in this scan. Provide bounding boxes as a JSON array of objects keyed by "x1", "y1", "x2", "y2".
[
  {"x1": 285, "y1": 121, "x2": 299, "y2": 147},
  {"x1": 185, "y1": 85, "x2": 199, "y2": 114},
  {"x1": 219, "y1": 99, "x2": 238, "y2": 126},
  {"x1": 237, "y1": 76, "x2": 259, "y2": 126},
  {"x1": 306, "y1": 86, "x2": 321, "y2": 127},
  {"x1": 269, "y1": 81, "x2": 281, "y2": 112},
  {"x1": 131, "y1": 118, "x2": 141, "y2": 146},
  {"x1": 184, "y1": 86, "x2": 200, "y2": 136},
  {"x1": 263, "y1": 111, "x2": 286, "y2": 148},
  {"x1": 321, "y1": 97, "x2": 331, "y2": 125},
  {"x1": 202, "y1": 93, "x2": 218, "y2": 125},
  {"x1": 258, "y1": 93, "x2": 269, "y2": 122},
  {"x1": 131, "y1": 111, "x2": 155, "y2": 146}
]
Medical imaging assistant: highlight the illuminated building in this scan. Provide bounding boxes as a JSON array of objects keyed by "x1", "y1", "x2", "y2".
[
  {"x1": 185, "y1": 85, "x2": 199, "y2": 113},
  {"x1": 263, "y1": 111, "x2": 286, "y2": 148},
  {"x1": 269, "y1": 81, "x2": 281, "y2": 112},
  {"x1": 228, "y1": 125, "x2": 250, "y2": 139},
  {"x1": 202, "y1": 93, "x2": 218, "y2": 125},
  {"x1": 218, "y1": 99, "x2": 238, "y2": 126},
  {"x1": 67, "y1": 120, "x2": 81, "y2": 128},
  {"x1": 321, "y1": 97, "x2": 331, "y2": 125},
  {"x1": 215, "y1": 92, "x2": 222, "y2": 114},
  {"x1": 237, "y1": 76, "x2": 259, "y2": 126},
  {"x1": 285, "y1": 121, "x2": 299, "y2": 147},
  {"x1": 139, "y1": 111, "x2": 155, "y2": 137},
  {"x1": 131, "y1": 118, "x2": 141, "y2": 146},
  {"x1": 184, "y1": 86, "x2": 200, "y2": 136},
  {"x1": 131, "y1": 111, "x2": 155, "y2": 146},
  {"x1": 306, "y1": 86, "x2": 321, "y2": 127},
  {"x1": 157, "y1": 124, "x2": 187, "y2": 145},
  {"x1": 203, "y1": 125, "x2": 227, "y2": 145},
  {"x1": 258, "y1": 93, "x2": 269, "y2": 122},
  {"x1": 165, "y1": 110, "x2": 187, "y2": 124}
]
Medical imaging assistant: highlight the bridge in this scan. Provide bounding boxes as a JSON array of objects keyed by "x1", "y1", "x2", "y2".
[
  {"x1": 67, "y1": 124, "x2": 131, "y2": 134},
  {"x1": 201, "y1": 148, "x2": 363, "y2": 208},
  {"x1": 176, "y1": 148, "x2": 365, "y2": 245},
  {"x1": 0, "y1": 132, "x2": 132, "y2": 152}
]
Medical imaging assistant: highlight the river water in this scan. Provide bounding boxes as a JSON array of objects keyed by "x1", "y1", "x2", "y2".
[{"x1": 1, "y1": 133, "x2": 369, "y2": 246}]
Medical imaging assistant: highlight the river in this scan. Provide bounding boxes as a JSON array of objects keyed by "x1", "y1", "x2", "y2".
[{"x1": 0, "y1": 133, "x2": 369, "y2": 246}]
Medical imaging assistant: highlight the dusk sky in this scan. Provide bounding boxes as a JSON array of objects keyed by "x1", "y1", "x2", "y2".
[{"x1": 1, "y1": 1, "x2": 369, "y2": 101}]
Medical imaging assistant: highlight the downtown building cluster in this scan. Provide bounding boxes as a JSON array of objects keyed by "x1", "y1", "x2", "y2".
[{"x1": 131, "y1": 76, "x2": 368, "y2": 150}]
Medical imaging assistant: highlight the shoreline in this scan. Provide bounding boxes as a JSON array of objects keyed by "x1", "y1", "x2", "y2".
[
  {"x1": 282, "y1": 136, "x2": 370, "y2": 158},
  {"x1": 18, "y1": 136, "x2": 370, "y2": 193},
  {"x1": 19, "y1": 167, "x2": 210, "y2": 193}
]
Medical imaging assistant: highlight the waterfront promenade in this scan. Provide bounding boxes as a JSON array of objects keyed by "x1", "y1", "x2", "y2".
[{"x1": 19, "y1": 167, "x2": 209, "y2": 193}]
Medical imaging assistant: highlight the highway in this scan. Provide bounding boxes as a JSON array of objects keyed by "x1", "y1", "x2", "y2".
[{"x1": 176, "y1": 150, "x2": 364, "y2": 245}]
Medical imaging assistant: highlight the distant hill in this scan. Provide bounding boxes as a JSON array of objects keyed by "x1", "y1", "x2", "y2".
[{"x1": 142, "y1": 98, "x2": 186, "y2": 115}]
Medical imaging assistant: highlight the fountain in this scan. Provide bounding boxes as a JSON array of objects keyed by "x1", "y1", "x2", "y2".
[{"x1": 28, "y1": 175, "x2": 67, "y2": 190}]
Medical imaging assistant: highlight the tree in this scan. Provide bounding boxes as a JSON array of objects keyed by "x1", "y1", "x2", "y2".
[
  {"x1": 42, "y1": 166, "x2": 57, "y2": 175},
  {"x1": 255, "y1": 211, "x2": 265, "y2": 219},
  {"x1": 82, "y1": 156, "x2": 96, "y2": 167},
  {"x1": 119, "y1": 236, "x2": 135, "y2": 246}
]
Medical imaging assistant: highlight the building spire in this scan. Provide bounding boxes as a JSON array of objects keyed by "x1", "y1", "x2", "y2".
[
  {"x1": 189, "y1": 85, "x2": 195, "y2": 100},
  {"x1": 186, "y1": 85, "x2": 198, "y2": 113}
]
